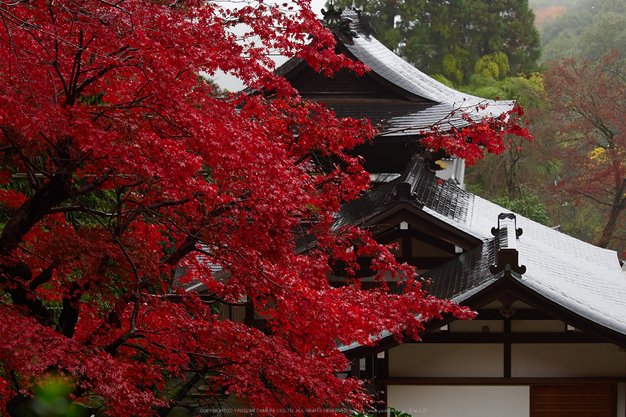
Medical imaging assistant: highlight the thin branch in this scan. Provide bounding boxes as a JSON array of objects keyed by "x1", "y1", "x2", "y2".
[
  {"x1": 570, "y1": 190, "x2": 615, "y2": 208},
  {"x1": 47, "y1": 206, "x2": 116, "y2": 217},
  {"x1": 121, "y1": 341, "x2": 151, "y2": 355}
]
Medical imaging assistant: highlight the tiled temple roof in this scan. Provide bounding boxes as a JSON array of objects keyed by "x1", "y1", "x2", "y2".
[
  {"x1": 335, "y1": 157, "x2": 626, "y2": 345},
  {"x1": 276, "y1": 9, "x2": 515, "y2": 136}
]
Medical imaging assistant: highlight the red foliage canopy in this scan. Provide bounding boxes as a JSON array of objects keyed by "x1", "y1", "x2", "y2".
[
  {"x1": 419, "y1": 105, "x2": 532, "y2": 166},
  {"x1": 0, "y1": 0, "x2": 529, "y2": 415}
]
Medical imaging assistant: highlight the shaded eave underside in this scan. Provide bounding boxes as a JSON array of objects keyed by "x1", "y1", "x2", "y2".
[
  {"x1": 337, "y1": 160, "x2": 626, "y2": 358},
  {"x1": 276, "y1": 15, "x2": 515, "y2": 135},
  {"x1": 344, "y1": 260, "x2": 626, "y2": 360}
]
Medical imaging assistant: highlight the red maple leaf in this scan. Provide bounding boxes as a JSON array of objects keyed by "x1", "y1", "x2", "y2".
[{"x1": 0, "y1": 1, "x2": 505, "y2": 415}]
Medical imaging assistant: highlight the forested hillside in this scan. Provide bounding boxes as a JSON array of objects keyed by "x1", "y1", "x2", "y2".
[
  {"x1": 536, "y1": 0, "x2": 626, "y2": 63},
  {"x1": 339, "y1": 0, "x2": 626, "y2": 257},
  {"x1": 530, "y1": 0, "x2": 626, "y2": 253}
]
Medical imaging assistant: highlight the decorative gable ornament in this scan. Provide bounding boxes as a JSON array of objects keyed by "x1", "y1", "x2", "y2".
[
  {"x1": 321, "y1": 4, "x2": 358, "y2": 40},
  {"x1": 321, "y1": 5, "x2": 376, "y2": 41},
  {"x1": 490, "y1": 213, "x2": 526, "y2": 278}
]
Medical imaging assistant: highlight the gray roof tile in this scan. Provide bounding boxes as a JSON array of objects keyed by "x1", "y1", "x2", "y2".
[
  {"x1": 337, "y1": 156, "x2": 626, "y2": 338},
  {"x1": 337, "y1": 10, "x2": 514, "y2": 135},
  {"x1": 275, "y1": 10, "x2": 515, "y2": 136},
  {"x1": 334, "y1": 157, "x2": 474, "y2": 229}
]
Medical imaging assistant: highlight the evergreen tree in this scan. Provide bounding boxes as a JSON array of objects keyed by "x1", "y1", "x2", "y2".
[{"x1": 334, "y1": 0, "x2": 541, "y2": 84}]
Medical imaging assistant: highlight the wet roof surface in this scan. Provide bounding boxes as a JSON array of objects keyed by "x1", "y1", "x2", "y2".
[
  {"x1": 276, "y1": 10, "x2": 515, "y2": 136},
  {"x1": 334, "y1": 157, "x2": 474, "y2": 229},
  {"x1": 337, "y1": 157, "x2": 626, "y2": 338}
]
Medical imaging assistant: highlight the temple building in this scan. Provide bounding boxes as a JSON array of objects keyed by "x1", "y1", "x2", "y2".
[{"x1": 283, "y1": 8, "x2": 626, "y2": 417}]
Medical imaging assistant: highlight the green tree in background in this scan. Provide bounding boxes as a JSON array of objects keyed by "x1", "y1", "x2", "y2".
[
  {"x1": 540, "y1": 0, "x2": 626, "y2": 64},
  {"x1": 334, "y1": 0, "x2": 541, "y2": 84},
  {"x1": 579, "y1": 12, "x2": 626, "y2": 61},
  {"x1": 540, "y1": 10, "x2": 593, "y2": 63},
  {"x1": 462, "y1": 67, "x2": 546, "y2": 207},
  {"x1": 492, "y1": 194, "x2": 550, "y2": 225}
]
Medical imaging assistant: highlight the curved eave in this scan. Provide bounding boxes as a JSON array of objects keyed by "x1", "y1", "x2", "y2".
[
  {"x1": 347, "y1": 201, "x2": 484, "y2": 250},
  {"x1": 338, "y1": 26, "x2": 515, "y2": 120},
  {"x1": 342, "y1": 270, "x2": 626, "y2": 360},
  {"x1": 274, "y1": 25, "x2": 515, "y2": 134},
  {"x1": 474, "y1": 272, "x2": 626, "y2": 349}
]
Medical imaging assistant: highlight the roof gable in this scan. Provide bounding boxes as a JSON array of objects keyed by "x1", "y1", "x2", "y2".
[
  {"x1": 276, "y1": 8, "x2": 516, "y2": 137},
  {"x1": 335, "y1": 158, "x2": 474, "y2": 228},
  {"x1": 338, "y1": 157, "x2": 626, "y2": 356}
]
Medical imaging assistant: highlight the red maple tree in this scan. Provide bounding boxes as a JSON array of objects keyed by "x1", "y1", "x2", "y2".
[
  {"x1": 0, "y1": 0, "x2": 529, "y2": 415},
  {"x1": 543, "y1": 52, "x2": 626, "y2": 251}
]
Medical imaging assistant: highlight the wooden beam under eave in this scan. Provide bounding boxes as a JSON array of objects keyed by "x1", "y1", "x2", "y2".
[
  {"x1": 416, "y1": 331, "x2": 606, "y2": 344},
  {"x1": 379, "y1": 376, "x2": 626, "y2": 385}
]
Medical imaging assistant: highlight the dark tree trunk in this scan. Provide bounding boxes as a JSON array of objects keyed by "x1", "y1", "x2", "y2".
[{"x1": 597, "y1": 179, "x2": 626, "y2": 248}]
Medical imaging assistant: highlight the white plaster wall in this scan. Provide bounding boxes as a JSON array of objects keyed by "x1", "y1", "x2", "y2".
[
  {"x1": 450, "y1": 319, "x2": 504, "y2": 333},
  {"x1": 511, "y1": 343, "x2": 626, "y2": 377},
  {"x1": 387, "y1": 385, "x2": 529, "y2": 417},
  {"x1": 511, "y1": 319, "x2": 565, "y2": 332},
  {"x1": 389, "y1": 344, "x2": 503, "y2": 377}
]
